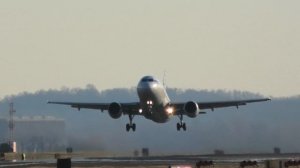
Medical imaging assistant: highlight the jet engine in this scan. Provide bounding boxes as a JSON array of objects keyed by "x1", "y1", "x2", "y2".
[
  {"x1": 108, "y1": 102, "x2": 122, "y2": 119},
  {"x1": 184, "y1": 101, "x2": 199, "y2": 118}
]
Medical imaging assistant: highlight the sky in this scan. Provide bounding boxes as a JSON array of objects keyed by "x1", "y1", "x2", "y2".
[{"x1": 0, "y1": 0, "x2": 299, "y2": 98}]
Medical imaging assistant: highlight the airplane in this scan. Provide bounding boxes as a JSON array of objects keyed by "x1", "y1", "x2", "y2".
[{"x1": 48, "y1": 76, "x2": 270, "y2": 132}]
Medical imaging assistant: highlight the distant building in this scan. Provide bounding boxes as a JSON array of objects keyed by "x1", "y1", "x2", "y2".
[
  {"x1": 0, "y1": 116, "x2": 66, "y2": 152},
  {"x1": 273, "y1": 147, "x2": 281, "y2": 154},
  {"x1": 214, "y1": 149, "x2": 225, "y2": 155},
  {"x1": 142, "y1": 148, "x2": 149, "y2": 157}
]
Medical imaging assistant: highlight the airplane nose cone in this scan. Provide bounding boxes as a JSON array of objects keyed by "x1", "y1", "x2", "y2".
[
  {"x1": 137, "y1": 76, "x2": 161, "y2": 92},
  {"x1": 138, "y1": 83, "x2": 160, "y2": 96}
]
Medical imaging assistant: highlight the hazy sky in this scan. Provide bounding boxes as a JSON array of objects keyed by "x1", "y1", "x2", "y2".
[{"x1": 0, "y1": 0, "x2": 299, "y2": 98}]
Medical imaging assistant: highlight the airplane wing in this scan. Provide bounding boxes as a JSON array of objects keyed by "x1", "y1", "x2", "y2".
[
  {"x1": 48, "y1": 101, "x2": 141, "y2": 115},
  {"x1": 173, "y1": 98, "x2": 271, "y2": 112},
  {"x1": 197, "y1": 98, "x2": 271, "y2": 110}
]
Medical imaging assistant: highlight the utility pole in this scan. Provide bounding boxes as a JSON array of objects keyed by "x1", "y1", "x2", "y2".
[{"x1": 8, "y1": 102, "x2": 16, "y2": 152}]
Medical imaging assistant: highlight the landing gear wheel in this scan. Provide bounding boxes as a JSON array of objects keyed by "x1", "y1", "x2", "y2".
[
  {"x1": 182, "y1": 123, "x2": 187, "y2": 131},
  {"x1": 176, "y1": 114, "x2": 187, "y2": 131},
  {"x1": 126, "y1": 114, "x2": 136, "y2": 132},
  {"x1": 126, "y1": 123, "x2": 137, "y2": 132},
  {"x1": 132, "y1": 123, "x2": 136, "y2": 132},
  {"x1": 126, "y1": 124, "x2": 130, "y2": 132},
  {"x1": 177, "y1": 123, "x2": 181, "y2": 131}
]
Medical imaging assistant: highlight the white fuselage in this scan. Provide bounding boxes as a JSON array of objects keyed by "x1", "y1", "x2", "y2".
[{"x1": 137, "y1": 76, "x2": 172, "y2": 123}]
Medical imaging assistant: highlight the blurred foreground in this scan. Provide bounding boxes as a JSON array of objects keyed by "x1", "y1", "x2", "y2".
[{"x1": 1, "y1": 152, "x2": 300, "y2": 168}]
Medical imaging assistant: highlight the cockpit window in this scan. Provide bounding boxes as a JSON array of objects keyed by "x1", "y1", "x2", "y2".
[
  {"x1": 141, "y1": 78, "x2": 150, "y2": 82},
  {"x1": 141, "y1": 76, "x2": 157, "y2": 82}
]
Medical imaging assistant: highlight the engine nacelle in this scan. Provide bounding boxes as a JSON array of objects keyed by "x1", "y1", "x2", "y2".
[
  {"x1": 184, "y1": 101, "x2": 199, "y2": 118},
  {"x1": 108, "y1": 102, "x2": 122, "y2": 119}
]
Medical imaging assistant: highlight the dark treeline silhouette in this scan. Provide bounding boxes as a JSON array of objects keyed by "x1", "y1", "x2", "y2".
[{"x1": 0, "y1": 85, "x2": 299, "y2": 154}]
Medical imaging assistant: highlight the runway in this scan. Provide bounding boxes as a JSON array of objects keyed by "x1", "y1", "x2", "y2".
[{"x1": 1, "y1": 153, "x2": 300, "y2": 168}]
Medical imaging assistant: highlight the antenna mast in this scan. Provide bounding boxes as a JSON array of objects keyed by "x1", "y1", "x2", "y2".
[{"x1": 163, "y1": 71, "x2": 166, "y2": 88}]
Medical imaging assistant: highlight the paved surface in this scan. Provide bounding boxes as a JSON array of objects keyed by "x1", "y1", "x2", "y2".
[{"x1": 1, "y1": 153, "x2": 300, "y2": 168}]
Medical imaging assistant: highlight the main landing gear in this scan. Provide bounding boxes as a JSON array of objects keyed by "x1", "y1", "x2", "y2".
[
  {"x1": 177, "y1": 114, "x2": 187, "y2": 131},
  {"x1": 126, "y1": 114, "x2": 136, "y2": 132}
]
